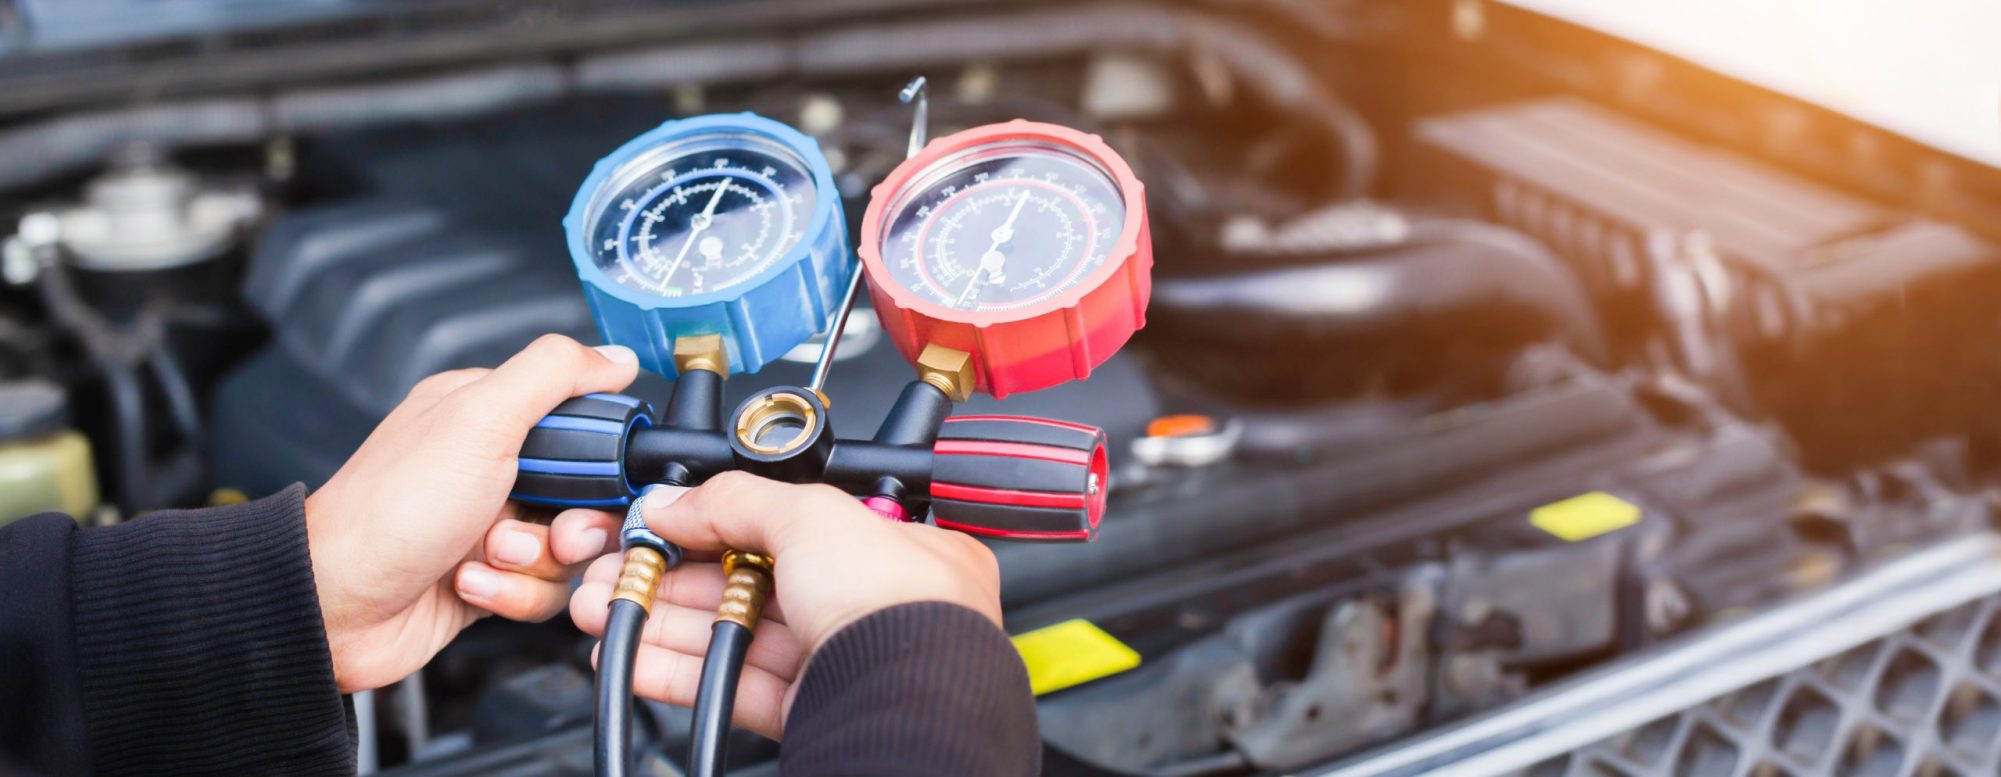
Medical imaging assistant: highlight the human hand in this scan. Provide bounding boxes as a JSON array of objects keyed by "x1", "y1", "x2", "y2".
[
  {"x1": 568, "y1": 472, "x2": 1003, "y2": 739},
  {"x1": 306, "y1": 335, "x2": 637, "y2": 692}
]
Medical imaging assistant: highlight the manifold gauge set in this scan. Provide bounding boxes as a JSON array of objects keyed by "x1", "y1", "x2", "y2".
[{"x1": 507, "y1": 78, "x2": 1152, "y2": 777}]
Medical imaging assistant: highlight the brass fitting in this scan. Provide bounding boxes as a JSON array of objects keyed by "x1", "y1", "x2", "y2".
[
  {"x1": 733, "y1": 391, "x2": 818, "y2": 455},
  {"x1": 673, "y1": 334, "x2": 729, "y2": 376},
  {"x1": 715, "y1": 550, "x2": 775, "y2": 629},
  {"x1": 915, "y1": 344, "x2": 975, "y2": 402},
  {"x1": 610, "y1": 546, "x2": 670, "y2": 612}
]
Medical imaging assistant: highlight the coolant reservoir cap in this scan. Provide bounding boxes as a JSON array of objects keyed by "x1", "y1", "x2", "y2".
[{"x1": 0, "y1": 380, "x2": 67, "y2": 442}]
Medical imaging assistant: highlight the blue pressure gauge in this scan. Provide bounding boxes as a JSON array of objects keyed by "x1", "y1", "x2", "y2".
[{"x1": 564, "y1": 113, "x2": 851, "y2": 377}]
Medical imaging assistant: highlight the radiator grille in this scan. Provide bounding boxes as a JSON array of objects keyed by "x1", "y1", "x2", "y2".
[{"x1": 1524, "y1": 597, "x2": 2001, "y2": 777}]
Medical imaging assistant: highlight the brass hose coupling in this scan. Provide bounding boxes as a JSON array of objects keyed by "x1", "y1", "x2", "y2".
[
  {"x1": 716, "y1": 550, "x2": 775, "y2": 629},
  {"x1": 610, "y1": 546, "x2": 670, "y2": 613}
]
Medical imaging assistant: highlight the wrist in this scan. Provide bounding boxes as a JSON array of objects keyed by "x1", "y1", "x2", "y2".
[
  {"x1": 302, "y1": 491, "x2": 347, "y2": 682},
  {"x1": 303, "y1": 488, "x2": 370, "y2": 691}
]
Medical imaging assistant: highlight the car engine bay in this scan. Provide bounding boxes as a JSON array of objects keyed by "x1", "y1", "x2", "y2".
[{"x1": 4, "y1": 2, "x2": 2001, "y2": 775}]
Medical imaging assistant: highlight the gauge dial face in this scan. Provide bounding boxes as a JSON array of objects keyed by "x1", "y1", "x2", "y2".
[
  {"x1": 877, "y1": 140, "x2": 1127, "y2": 313},
  {"x1": 583, "y1": 132, "x2": 817, "y2": 299}
]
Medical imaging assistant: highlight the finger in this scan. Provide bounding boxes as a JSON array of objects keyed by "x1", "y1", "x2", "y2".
[
  {"x1": 616, "y1": 642, "x2": 792, "y2": 739},
  {"x1": 450, "y1": 335, "x2": 640, "y2": 435},
  {"x1": 574, "y1": 565, "x2": 787, "y2": 624},
  {"x1": 578, "y1": 549, "x2": 730, "y2": 589},
  {"x1": 549, "y1": 509, "x2": 621, "y2": 566},
  {"x1": 570, "y1": 591, "x2": 802, "y2": 678},
  {"x1": 570, "y1": 587, "x2": 803, "y2": 679},
  {"x1": 653, "y1": 563, "x2": 788, "y2": 623},
  {"x1": 397, "y1": 368, "x2": 489, "y2": 415},
  {"x1": 346, "y1": 368, "x2": 487, "y2": 461},
  {"x1": 463, "y1": 502, "x2": 525, "y2": 565},
  {"x1": 645, "y1": 603, "x2": 804, "y2": 679},
  {"x1": 644, "y1": 473, "x2": 872, "y2": 556},
  {"x1": 456, "y1": 560, "x2": 570, "y2": 622},
  {"x1": 582, "y1": 552, "x2": 624, "y2": 586},
  {"x1": 482, "y1": 519, "x2": 574, "y2": 580}
]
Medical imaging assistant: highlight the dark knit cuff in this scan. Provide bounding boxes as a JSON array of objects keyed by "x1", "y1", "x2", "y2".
[
  {"x1": 783, "y1": 601, "x2": 1039, "y2": 776},
  {"x1": 70, "y1": 485, "x2": 353, "y2": 776}
]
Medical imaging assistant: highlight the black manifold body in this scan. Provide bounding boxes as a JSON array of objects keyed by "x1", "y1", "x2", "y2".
[{"x1": 511, "y1": 371, "x2": 1112, "y2": 542}]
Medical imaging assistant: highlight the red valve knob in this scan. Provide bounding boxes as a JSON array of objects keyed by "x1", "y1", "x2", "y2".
[{"x1": 928, "y1": 415, "x2": 1109, "y2": 541}]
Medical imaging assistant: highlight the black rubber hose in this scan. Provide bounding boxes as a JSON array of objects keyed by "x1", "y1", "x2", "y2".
[
  {"x1": 145, "y1": 345, "x2": 204, "y2": 446},
  {"x1": 688, "y1": 621, "x2": 753, "y2": 777},
  {"x1": 133, "y1": 308, "x2": 205, "y2": 446},
  {"x1": 34, "y1": 255, "x2": 150, "y2": 511},
  {"x1": 595, "y1": 599, "x2": 648, "y2": 777}
]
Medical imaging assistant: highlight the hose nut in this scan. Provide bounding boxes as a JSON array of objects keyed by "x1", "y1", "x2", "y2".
[
  {"x1": 611, "y1": 546, "x2": 669, "y2": 612},
  {"x1": 716, "y1": 550, "x2": 775, "y2": 629},
  {"x1": 620, "y1": 488, "x2": 684, "y2": 563}
]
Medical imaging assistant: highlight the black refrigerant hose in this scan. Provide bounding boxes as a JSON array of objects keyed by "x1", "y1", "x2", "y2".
[
  {"x1": 596, "y1": 544, "x2": 673, "y2": 777},
  {"x1": 688, "y1": 621, "x2": 754, "y2": 777},
  {"x1": 596, "y1": 598, "x2": 649, "y2": 777},
  {"x1": 687, "y1": 550, "x2": 774, "y2": 777},
  {"x1": 32, "y1": 253, "x2": 151, "y2": 511},
  {"x1": 593, "y1": 540, "x2": 771, "y2": 777}
]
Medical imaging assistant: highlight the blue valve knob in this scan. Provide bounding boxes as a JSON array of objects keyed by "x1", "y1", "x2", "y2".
[{"x1": 511, "y1": 393, "x2": 654, "y2": 509}]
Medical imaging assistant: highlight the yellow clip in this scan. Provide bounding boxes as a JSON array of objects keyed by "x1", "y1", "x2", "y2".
[
  {"x1": 1530, "y1": 491, "x2": 1641, "y2": 542},
  {"x1": 1011, "y1": 619, "x2": 1141, "y2": 696}
]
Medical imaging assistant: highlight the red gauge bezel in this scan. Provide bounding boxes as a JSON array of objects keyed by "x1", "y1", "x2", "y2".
[{"x1": 859, "y1": 120, "x2": 1152, "y2": 397}]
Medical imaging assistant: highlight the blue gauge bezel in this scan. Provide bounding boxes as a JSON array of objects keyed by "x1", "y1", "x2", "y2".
[
  {"x1": 562, "y1": 112, "x2": 851, "y2": 378},
  {"x1": 564, "y1": 113, "x2": 838, "y2": 310}
]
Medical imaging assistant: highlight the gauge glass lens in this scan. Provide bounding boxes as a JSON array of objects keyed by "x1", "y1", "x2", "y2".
[
  {"x1": 879, "y1": 140, "x2": 1126, "y2": 312},
  {"x1": 584, "y1": 132, "x2": 817, "y2": 298}
]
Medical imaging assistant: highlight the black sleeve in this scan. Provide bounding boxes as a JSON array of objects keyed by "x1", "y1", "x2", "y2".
[
  {"x1": 780, "y1": 601, "x2": 1039, "y2": 777},
  {"x1": 0, "y1": 486, "x2": 354, "y2": 776}
]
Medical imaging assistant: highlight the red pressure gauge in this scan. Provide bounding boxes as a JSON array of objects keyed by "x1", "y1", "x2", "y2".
[{"x1": 859, "y1": 120, "x2": 1152, "y2": 398}]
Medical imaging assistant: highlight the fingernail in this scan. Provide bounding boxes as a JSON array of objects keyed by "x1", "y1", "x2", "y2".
[
  {"x1": 643, "y1": 485, "x2": 689, "y2": 518},
  {"x1": 577, "y1": 528, "x2": 609, "y2": 556},
  {"x1": 593, "y1": 345, "x2": 638, "y2": 365},
  {"x1": 494, "y1": 530, "x2": 542, "y2": 566},
  {"x1": 458, "y1": 566, "x2": 500, "y2": 600}
]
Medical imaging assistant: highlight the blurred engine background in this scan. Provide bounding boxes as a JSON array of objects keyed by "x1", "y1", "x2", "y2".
[{"x1": 4, "y1": 1, "x2": 2001, "y2": 775}]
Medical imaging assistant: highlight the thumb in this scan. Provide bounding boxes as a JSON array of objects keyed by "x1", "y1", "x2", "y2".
[
  {"x1": 454, "y1": 335, "x2": 641, "y2": 434},
  {"x1": 645, "y1": 473, "x2": 869, "y2": 556}
]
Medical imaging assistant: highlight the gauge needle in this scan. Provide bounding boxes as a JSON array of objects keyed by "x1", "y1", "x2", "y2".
[
  {"x1": 993, "y1": 188, "x2": 1030, "y2": 246},
  {"x1": 956, "y1": 191, "x2": 1031, "y2": 307},
  {"x1": 662, "y1": 179, "x2": 733, "y2": 281}
]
